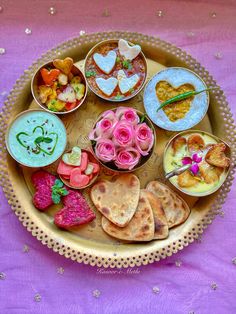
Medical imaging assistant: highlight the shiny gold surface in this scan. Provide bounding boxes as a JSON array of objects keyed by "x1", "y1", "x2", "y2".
[{"x1": 0, "y1": 32, "x2": 235, "y2": 268}]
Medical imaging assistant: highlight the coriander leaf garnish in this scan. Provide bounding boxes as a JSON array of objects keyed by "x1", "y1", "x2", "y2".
[
  {"x1": 122, "y1": 60, "x2": 132, "y2": 69},
  {"x1": 51, "y1": 179, "x2": 68, "y2": 204},
  {"x1": 85, "y1": 70, "x2": 97, "y2": 78},
  {"x1": 114, "y1": 93, "x2": 124, "y2": 100},
  {"x1": 140, "y1": 113, "x2": 147, "y2": 123}
]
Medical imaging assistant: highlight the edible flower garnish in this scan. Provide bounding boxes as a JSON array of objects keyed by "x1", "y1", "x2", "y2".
[{"x1": 182, "y1": 153, "x2": 202, "y2": 175}]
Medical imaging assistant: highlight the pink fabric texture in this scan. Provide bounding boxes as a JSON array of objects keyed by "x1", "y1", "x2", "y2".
[{"x1": 0, "y1": 0, "x2": 236, "y2": 313}]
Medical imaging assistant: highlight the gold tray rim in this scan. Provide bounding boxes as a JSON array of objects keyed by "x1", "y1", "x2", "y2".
[{"x1": 0, "y1": 31, "x2": 236, "y2": 268}]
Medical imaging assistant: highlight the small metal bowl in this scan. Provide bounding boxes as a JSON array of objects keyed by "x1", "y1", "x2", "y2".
[
  {"x1": 31, "y1": 61, "x2": 87, "y2": 115},
  {"x1": 5, "y1": 109, "x2": 67, "y2": 168},
  {"x1": 143, "y1": 67, "x2": 209, "y2": 131},
  {"x1": 84, "y1": 39, "x2": 147, "y2": 102},
  {"x1": 90, "y1": 108, "x2": 156, "y2": 173},
  {"x1": 58, "y1": 148, "x2": 100, "y2": 189},
  {"x1": 163, "y1": 130, "x2": 231, "y2": 197}
]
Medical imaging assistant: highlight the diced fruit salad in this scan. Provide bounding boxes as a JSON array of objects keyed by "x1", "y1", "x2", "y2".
[
  {"x1": 38, "y1": 57, "x2": 86, "y2": 112},
  {"x1": 57, "y1": 146, "x2": 100, "y2": 188}
]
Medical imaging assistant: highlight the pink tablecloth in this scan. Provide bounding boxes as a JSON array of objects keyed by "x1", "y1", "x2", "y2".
[{"x1": 1, "y1": 0, "x2": 236, "y2": 313}]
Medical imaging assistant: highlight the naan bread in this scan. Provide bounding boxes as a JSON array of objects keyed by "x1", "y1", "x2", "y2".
[
  {"x1": 146, "y1": 181, "x2": 190, "y2": 228},
  {"x1": 144, "y1": 190, "x2": 169, "y2": 239},
  {"x1": 90, "y1": 174, "x2": 140, "y2": 227},
  {"x1": 101, "y1": 190, "x2": 154, "y2": 241}
]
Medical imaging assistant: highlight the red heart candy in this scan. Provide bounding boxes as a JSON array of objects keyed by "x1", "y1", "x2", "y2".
[{"x1": 40, "y1": 68, "x2": 60, "y2": 86}]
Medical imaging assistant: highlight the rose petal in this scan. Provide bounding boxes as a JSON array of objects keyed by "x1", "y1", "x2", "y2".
[
  {"x1": 190, "y1": 163, "x2": 199, "y2": 175},
  {"x1": 182, "y1": 157, "x2": 192, "y2": 165}
]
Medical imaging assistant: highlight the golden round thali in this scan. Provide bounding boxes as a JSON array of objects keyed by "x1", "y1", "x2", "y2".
[{"x1": 0, "y1": 31, "x2": 236, "y2": 268}]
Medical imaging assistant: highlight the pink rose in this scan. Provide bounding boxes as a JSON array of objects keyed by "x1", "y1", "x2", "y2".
[
  {"x1": 95, "y1": 139, "x2": 116, "y2": 162},
  {"x1": 115, "y1": 148, "x2": 141, "y2": 170},
  {"x1": 89, "y1": 110, "x2": 117, "y2": 141},
  {"x1": 135, "y1": 123, "x2": 154, "y2": 156},
  {"x1": 115, "y1": 107, "x2": 140, "y2": 125},
  {"x1": 113, "y1": 121, "x2": 134, "y2": 147}
]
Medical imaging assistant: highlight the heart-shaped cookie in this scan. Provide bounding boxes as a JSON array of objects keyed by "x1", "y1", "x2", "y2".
[
  {"x1": 93, "y1": 50, "x2": 116, "y2": 74},
  {"x1": 62, "y1": 146, "x2": 82, "y2": 166},
  {"x1": 118, "y1": 39, "x2": 141, "y2": 61},
  {"x1": 40, "y1": 68, "x2": 60, "y2": 86},
  {"x1": 90, "y1": 174, "x2": 140, "y2": 227},
  {"x1": 54, "y1": 189, "x2": 96, "y2": 228},
  {"x1": 205, "y1": 143, "x2": 230, "y2": 168},
  {"x1": 101, "y1": 190, "x2": 155, "y2": 241},
  {"x1": 117, "y1": 70, "x2": 140, "y2": 94},
  {"x1": 95, "y1": 77, "x2": 118, "y2": 96},
  {"x1": 156, "y1": 81, "x2": 194, "y2": 122},
  {"x1": 53, "y1": 57, "x2": 73, "y2": 75},
  {"x1": 57, "y1": 85, "x2": 76, "y2": 103}
]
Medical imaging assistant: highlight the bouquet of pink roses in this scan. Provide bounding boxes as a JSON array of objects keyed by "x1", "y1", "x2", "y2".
[{"x1": 89, "y1": 107, "x2": 155, "y2": 170}]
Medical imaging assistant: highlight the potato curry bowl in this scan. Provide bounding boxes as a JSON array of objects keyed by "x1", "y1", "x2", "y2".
[
  {"x1": 84, "y1": 39, "x2": 147, "y2": 102},
  {"x1": 143, "y1": 67, "x2": 209, "y2": 131}
]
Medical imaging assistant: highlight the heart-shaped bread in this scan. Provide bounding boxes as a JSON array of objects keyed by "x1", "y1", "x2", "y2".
[
  {"x1": 93, "y1": 50, "x2": 116, "y2": 74},
  {"x1": 95, "y1": 77, "x2": 118, "y2": 96},
  {"x1": 57, "y1": 85, "x2": 76, "y2": 103},
  {"x1": 146, "y1": 181, "x2": 190, "y2": 228},
  {"x1": 144, "y1": 190, "x2": 169, "y2": 239},
  {"x1": 117, "y1": 70, "x2": 140, "y2": 94},
  {"x1": 53, "y1": 57, "x2": 73, "y2": 75},
  {"x1": 40, "y1": 68, "x2": 60, "y2": 86},
  {"x1": 90, "y1": 174, "x2": 140, "y2": 227},
  {"x1": 54, "y1": 189, "x2": 96, "y2": 228},
  {"x1": 187, "y1": 134, "x2": 205, "y2": 153},
  {"x1": 101, "y1": 190, "x2": 154, "y2": 241},
  {"x1": 118, "y1": 39, "x2": 141, "y2": 61},
  {"x1": 156, "y1": 81, "x2": 194, "y2": 122},
  {"x1": 205, "y1": 143, "x2": 230, "y2": 168}
]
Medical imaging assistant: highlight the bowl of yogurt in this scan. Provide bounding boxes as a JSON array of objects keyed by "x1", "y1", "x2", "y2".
[{"x1": 5, "y1": 110, "x2": 67, "y2": 167}]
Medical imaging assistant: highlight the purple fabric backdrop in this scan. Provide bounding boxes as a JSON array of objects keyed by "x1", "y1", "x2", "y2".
[{"x1": 0, "y1": 0, "x2": 236, "y2": 313}]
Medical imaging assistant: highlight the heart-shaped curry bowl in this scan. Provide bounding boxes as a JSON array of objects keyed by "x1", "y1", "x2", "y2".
[
  {"x1": 163, "y1": 130, "x2": 231, "y2": 197},
  {"x1": 143, "y1": 67, "x2": 210, "y2": 131},
  {"x1": 84, "y1": 39, "x2": 147, "y2": 102},
  {"x1": 89, "y1": 107, "x2": 156, "y2": 173},
  {"x1": 5, "y1": 109, "x2": 67, "y2": 167},
  {"x1": 32, "y1": 60, "x2": 87, "y2": 115}
]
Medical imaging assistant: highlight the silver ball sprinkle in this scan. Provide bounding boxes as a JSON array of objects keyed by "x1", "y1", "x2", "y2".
[
  {"x1": 156, "y1": 10, "x2": 164, "y2": 17},
  {"x1": 186, "y1": 31, "x2": 195, "y2": 38},
  {"x1": 232, "y1": 257, "x2": 236, "y2": 265},
  {"x1": 92, "y1": 289, "x2": 101, "y2": 298},
  {"x1": 49, "y1": 7, "x2": 56, "y2": 15},
  {"x1": 152, "y1": 286, "x2": 160, "y2": 294},
  {"x1": 0, "y1": 48, "x2": 6, "y2": 55},
  {"x1": 211, "y1": 282, "x2": 218, "y2": 290},
  {"x1": 214, "y1": 52, "x2": 223, "y2": 60},
  {"x1": 34, "y1": 293, "x2": 42, "y2": 302},
  {"x1": 0, "y1": 272, "x2": 6, "y2": 280},
  {"x1": 210, "y1": 12, "x2": 217, "y2": 18},
  {"x1": 25, "y1": 28, "x2": 32, "y2": 35},
  {"x1": 79, "y1": 30, "x2": 86, "y2": 36}
]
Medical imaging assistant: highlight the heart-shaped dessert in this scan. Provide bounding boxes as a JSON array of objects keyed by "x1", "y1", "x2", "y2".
[
  {"x1": 205, "y1": 143, "x2": 230, "y2": 168},
  {"x1": 40, "y1": 68, "x2": 60, "y2": 86},
  {"x1": 156, "y1": 81, "x2": 194, "y2": 122},
  {"x1": 54, "y1": 189, "x2": 96, "y2": 228},
  {"x1": 117, "y1": 70, "x2": 140, "y2": 94},
  {"x1": 93, "y1": 50, "x2": 116, "y2": 74},
  {"x1": 90, "y1": 174, "x2": 140, "y2": 227},
  {"x1": 53, "y1": 57, "x2": 73, "y2": 75},
  {"x1": 57, "y1": 85, "x2": 76, "y2": 103},
  {"x1": 118, "y1": 39, "x2": 141, "y2": 61},
  {"x1": 95, "y1": 77, "x2": 118, "y2": 96},
  {"x1": 62, "y1": 146, "x2": 82, "y2": 166},
  {"x1": 16, "y1": 125, "x2": 58, "y2": 156},
  {"x1": 101, "y1": 190, "x2": 154, "y2": 241},
  {"x1": 32, "y1": 170, "x2": 57, "y2": 210},
  {"x1": 38, "y1": 85, "x2": 52, "y2": 104}
]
